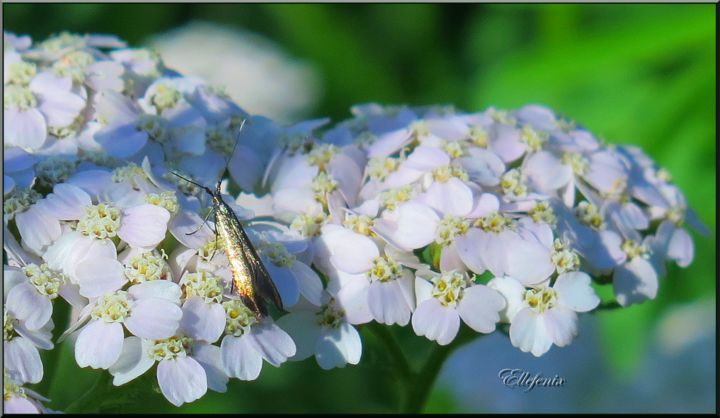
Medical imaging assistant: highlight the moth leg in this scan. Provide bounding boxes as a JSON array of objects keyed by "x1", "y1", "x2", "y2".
[
  {"x1": 209, "y1": 228, "x2": 219, "y2": 260},
  {"x1": 186, "y1": 208, "x2": 214, "y2": 236}
]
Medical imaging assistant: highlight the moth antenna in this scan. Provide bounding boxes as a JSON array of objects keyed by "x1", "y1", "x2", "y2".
[
  {"x1": 220, "y1": 117, "x2": 247, "y2": 183},
  {"x1": 169, "y1": 170, "x2": 213, "y2": 195}
]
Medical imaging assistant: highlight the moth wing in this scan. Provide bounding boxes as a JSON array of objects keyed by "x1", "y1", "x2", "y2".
[{"x1": 235, "y1": 223, "x2": 284, "y2": 312}]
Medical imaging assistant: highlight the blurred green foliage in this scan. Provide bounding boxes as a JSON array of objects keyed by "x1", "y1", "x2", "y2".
[{"x1": 4, "y1": 3, "x2": 715, "y2": 413}]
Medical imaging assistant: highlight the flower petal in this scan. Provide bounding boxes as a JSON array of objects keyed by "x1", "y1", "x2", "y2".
[
  {"x1": 276, "y1": 311, "x2": 321, "y2": 361},
  {"x1": 3, "y1": 109, "x2": 47, "y2": 151},
  {"x1": 368, "y1": 278, "x2": 414, "y2": 326},
  {"x1": 249, "y1": 320, "x2": 296, "y2": 367},
  {"x1": 6, "y1": 282, "x2": 52, "y2": 331},
  {"x1": 613, "y1": 257, "x2": 658, "y2": 307},
  {"x1": 411, "y1": 298, "x2": 460, "y2": 345},
  {"x1": 40, "y1": 183, "x2": 91, "y2": 221},
  {"x1": 118, "y1": 204, "x2": 171, "y2": 249},
  {"x1": 125, "y1": 298, "x2": 182, "y2": 339},
  {"x1": 157, "y1": 357, "x2": 207, "y2": 407},
  {"x1": 75, "y1": 257, "x2": 126, "y2": 298},
  {"x1": 508, "y1": 308, "x2": 553, "y2": 357},
  {"x1": 16, "y1": 205, "x2": 61, "y2": 254},
  {"x1": 179, "y1": 297, "x2": 224, "y2": 343},
  {"x1": 75, "y1": 320, "x2": 124, "y2": 369},
  {"x1": 192, "y1": 343, "x2": 228, "y2": 393},
  {"x1": 109, "y1": 337, "x2": 155, "y2": 386},
  {"x1": 457, "y1": 285, "x2": 505, "y2": 333},
  {"x1": 221, "y1": 335, "x2": 263, "y2": 381},
  {"x1": 554, "y1": 271, "x2": 600, "y2": 312},
  {"x1": 128, "y1": 280, "x2": 182, "y2": 303},
  {"x1": 315, "y1": 323, "x2": 362, "y2": 370},
  {"x1": 4, "y1": 337, "x2": 43, "y2": 383},
  {"x1": 393, "y1": 202, "x2": 440, "y2": 250}
]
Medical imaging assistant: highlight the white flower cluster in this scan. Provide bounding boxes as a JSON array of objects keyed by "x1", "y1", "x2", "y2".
[
  {"x1": 3, "y1": 31, "x2": 703, "y2": 412},
  {"x1": 264, "y1": 102, "x2": 705, "y2": 358}
]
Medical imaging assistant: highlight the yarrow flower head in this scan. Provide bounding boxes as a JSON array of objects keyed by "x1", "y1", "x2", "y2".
[{"x1": 2, "y1": 29, "x2": 705, "y2": 412}]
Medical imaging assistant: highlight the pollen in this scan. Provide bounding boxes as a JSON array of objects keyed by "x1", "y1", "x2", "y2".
[
  {"x1": 290, "y1": 213, "x2": 327, "y2": 237},
  {"x1": 149, "y1": 83, "x2": 181, "y2": 113},
  {"x1": 306, "y1": 144, "x2": 338, "y2": 171},
  {"x1": 312, "y1": 172, "x2": 338, "y2": 196},
  {"x1": 3, "y1": 84, "x2": 37, "y2": 111},
  {"x1": 145, "y1": 191, "x2": 178, "y2": 214},
  {"x1": 379, "y1": 186, "x2": 415, "y2": 211},
  {"x1": 468, "y1": 126, "x2": 489, "y2": 148},
  {"x1": 3, "y1": 188, "x2": 42, "y2": 220},
  {"x1": 260, "y1": 242, "x2": 296, "y2": 268},
  {"x1": 621, "y1": 239, "x2": 650, "y2": 259},
  {"x1": 474, "y1": 211, "x2": 513, "y2": 233},
  {"x1": 223, "y1": 300, "x2": 256, "y2": 336},
  {"x1": 366, "y1": 157, "x2": 398, "y2": 181},
  {"x1": 40, "y1": 32, "x2": 85, "y2": 53},
  {"x1": 551, "y1": 240, "x2": 581, "y2": 274},
  {"x1": 343, "y1": 213, "x2": 375, "y2": 236},
  {"x1": 520, "y1": 125, "x2": 547, "y2": 152},
  {"x1": 315, "y1": 298, "x2": 345, "y2": 328},
  {"x1": 199, "y1": 238, "x2": 225, "y2": 262},
  {"x1": 436, "y1": 216, "x2": 470, "y2": 246},
  {"x1": 562, "y1": 152, "x2": 588, "y2": 175},
  {"x1": 575, "y1": 201, "x2": 603, "y2": 229},
  {"x1": 52, "y1": 50, "x2": 95, "y2": 84},
  {"x1": 368, "y1": 255, "x2": 402, "y2": 283},
  {"x1": 125, "y1": 252, "x2": 170, "y2": 284},
  {"x1": 22, "y1": 263, "x2": 65, "y2": 299},
  {"x1": 4, "y1": 311, "x2": 17, "y2": 341},
  {"x1": 431, "y1": 271, "x2": 473, "y2": 308},
  {"x1": 528, "y1": 201, "x2": 557, "y2": 226},
  {"x1": 443, "y1": 141, "x2": 465, "y2": 159},
  {"x1": 148, "y1": 336, "x2": 191, "y2": 361},
  {"x1": 490, "y1": 109, "x2": 516, "y2": 126},
  {"x1": 91, "y1": 291, "x2": 132, "y2": 323},
  {"x1": 432, "y1": 165, "x2": 469, "y2": 183},
  {"x1": 6, "y1": 61, "x2": 36, "y2": 86},
  {"x1": 500, "y1": 169, "x2": 528, "y2": 198},
  {"x1": 112, "y1": 163, "x2": 148, "y2": 189},
  {"x1": 76, "y1": 203, "x2": 122, "y2": 240},
  {"x1": 409, "y1": 120, "x2": 430, "y2": 140},
  {"x1": 524, "y1": 287, "x2": 557, "y2": 313},
  {"x1": 3, "y1": 375, "x2": 26, "y2": 401},
  {"x1": 182, "y1": 271, "x2": 225, "y2": 304}
]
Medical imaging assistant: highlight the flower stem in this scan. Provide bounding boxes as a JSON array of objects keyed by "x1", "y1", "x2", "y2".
[
  {"x1": 64, "y1": 371, "x2": 112, "y2": 413},
  {"x1": 402, "y1": 325, "x2": 479, "y2": 413},
  {"x1": 367, "y1": 322, "x2": 413, "y2": 381}
]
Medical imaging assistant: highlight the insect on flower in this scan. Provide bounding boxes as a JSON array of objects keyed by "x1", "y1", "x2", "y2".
[{"x1": 170, "y1": 127, "x2": 283, "y2": 318}]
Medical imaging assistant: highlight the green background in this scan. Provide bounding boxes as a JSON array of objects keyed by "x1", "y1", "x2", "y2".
[{"x1": 3, "y1": 3, "x2": 716, "y2": 413}]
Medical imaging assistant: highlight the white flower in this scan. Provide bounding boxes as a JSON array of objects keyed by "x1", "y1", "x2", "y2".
[
  {"x1": 277, "y1": 295, "x2": 361, "y2": 370},
  {"x1": 108, "y1": 335, "x2": 225, "y2": 406},
  {"x1": 319, "y1": 223, "x2": 417, "y2": 326},
  {"x1": 219, "y1": 299, "x2": 296, "y2": 380},
  {"x1": 71, "y1": 280, "x2": 182, "y2": 369},
  {"x1": 4, "y1": 60, "x2": 86, "y2": 152},
  {"x1": 412, "y1": 270, "x2": 505, "y2": 345},
  {"x1": 3, "y1": 371, "x2": 52, "y2": 414},
  {"x1": 3, "y1": 275, "x2": 54, "y2": 384},
  {"x1": 489, "y1": 272, "x2": 600, "y2": 356}
]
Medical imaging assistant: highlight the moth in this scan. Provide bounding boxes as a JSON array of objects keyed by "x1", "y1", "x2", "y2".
[{"x1": 170, "y1": 165, "x2": 283, "y2": 318}]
